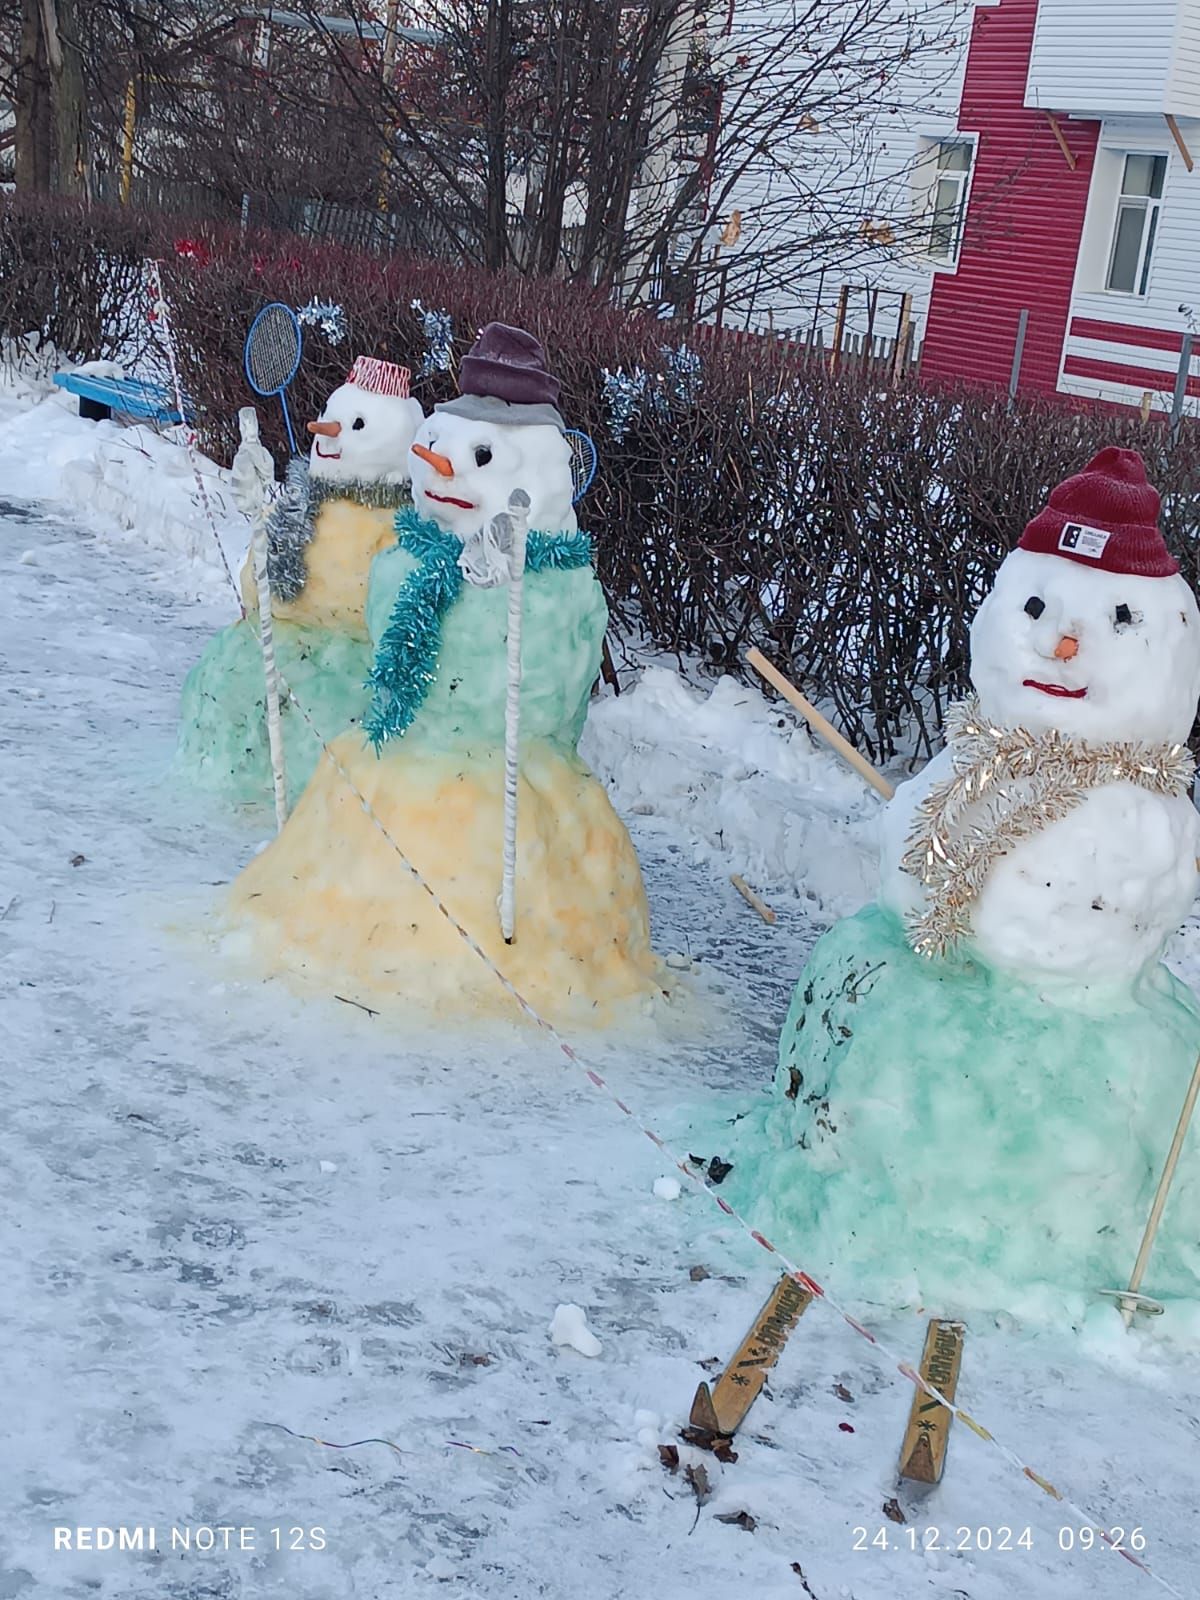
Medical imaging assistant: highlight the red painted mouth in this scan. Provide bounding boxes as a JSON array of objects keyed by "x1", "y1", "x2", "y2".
[
  {"x1": 1023, "y1": 679, "x2": 1088, "y2": 700},
  {"x1": 314, "y1": 441, "x2": 341, "y2": 460},
  {"x1": 425, "y1": 488, "x2": 475, "y2": 511}
]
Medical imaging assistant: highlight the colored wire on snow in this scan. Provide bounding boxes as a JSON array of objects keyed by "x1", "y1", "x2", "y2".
[
  {"x1": 260, "y1": 1422, "x2": 520, "y2": 1461},
  {"x1": 445, "y1": 1439, "x2": 521, "y2": 1457},
  {"x1": 173, "y1": 324, "x2": 1181, "y2": 1599},
  {"x1": 260, "y1": 1421, "x2": 407, "y2": 1457}
]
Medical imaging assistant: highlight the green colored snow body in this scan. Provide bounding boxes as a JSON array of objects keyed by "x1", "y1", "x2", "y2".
[
  {"x1": 727, "y1": 903, "x2": 1200, "y2": 1323},
  {"x1": 175, "y1": 616, "x2": 371, "y2": 808},
  {"x1": 365, "y1": 543, "x2": 608, "y2": 756}
]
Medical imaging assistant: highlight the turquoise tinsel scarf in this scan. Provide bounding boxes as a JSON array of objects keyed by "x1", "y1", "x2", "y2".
[{"x1": 364, "y1": 506, "x2": 594, "y2": 749}]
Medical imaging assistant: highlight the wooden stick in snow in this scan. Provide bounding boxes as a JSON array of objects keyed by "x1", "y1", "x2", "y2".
[
  {"x1": 1111, "y1": 1050, "x2": 1200, "y2": 1327},
  {"x1": 745, "y1": 648, "x2": 895, "y2": 801},
  {"x1": 689, "y1": 1273, "x2": 812, "y2": 1440},
  {"x1": 730, "y1": 874, "x2": 776, "y2": 924},
  {"x1": 898, "y1": 1318, "x2": 965, "y2": 1484}
]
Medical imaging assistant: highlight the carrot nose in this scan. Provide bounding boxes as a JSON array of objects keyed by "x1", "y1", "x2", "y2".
[
  {"x1": 412, "y1": 442, "x2": 455, "y2": 478},
  {"x1": 307, "y1": 419, "x2": 341, "y2": 438},
  {"x1": 1054, "y1": 635, "x2": 1079, "y2": 661}
]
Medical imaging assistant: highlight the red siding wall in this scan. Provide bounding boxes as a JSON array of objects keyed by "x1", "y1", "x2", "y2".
[{"x1": 920, "y1": 0, "x2": 1101, "y2": 394}]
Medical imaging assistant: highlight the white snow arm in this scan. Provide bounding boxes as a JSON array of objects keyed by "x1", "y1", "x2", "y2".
[{"x1": 231, "y1": 406, "x2": 278, "y2": 520}]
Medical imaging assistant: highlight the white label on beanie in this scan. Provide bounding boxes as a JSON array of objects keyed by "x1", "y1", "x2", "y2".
[{"x1": 1059, "y1": 522, "x2": 1111, "y2": 560}]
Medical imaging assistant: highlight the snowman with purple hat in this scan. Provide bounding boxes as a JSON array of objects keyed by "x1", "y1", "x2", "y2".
[{"x1": 228, "y1": 323, "x2": 665, "y2": 1026}]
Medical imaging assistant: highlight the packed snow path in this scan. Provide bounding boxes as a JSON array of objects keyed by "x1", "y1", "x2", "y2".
[{"x1": 2, "y1": 491, "x2": 1199, "y2": 1600}]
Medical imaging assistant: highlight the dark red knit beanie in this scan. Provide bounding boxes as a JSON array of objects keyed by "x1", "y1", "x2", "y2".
[{"x1": 1018, "y1": 447, "x2": 1177, "y2": 578}]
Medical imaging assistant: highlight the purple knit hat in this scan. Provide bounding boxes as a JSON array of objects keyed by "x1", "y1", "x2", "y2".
[{"x1": 460, "y1": 322, "x2": 561, "y2": 407}]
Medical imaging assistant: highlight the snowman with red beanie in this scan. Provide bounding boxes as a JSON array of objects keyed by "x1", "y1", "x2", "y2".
[
  {"x1": 881, "y1": 445, "x2": 1200, "y2": 991},
  {"x1": 733, "y1": 447, "x2": 1200, "y2": 1323}
]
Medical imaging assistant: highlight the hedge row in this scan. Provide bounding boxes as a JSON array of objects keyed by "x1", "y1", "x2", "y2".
[{"x1": 5, "y1": 196, "x2": 1199, "y2": 760}]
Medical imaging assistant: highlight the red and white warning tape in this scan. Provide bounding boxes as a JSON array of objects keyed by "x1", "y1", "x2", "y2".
[
  {"x1": 145, "y1": 258, "x2": 246, "y2": 616},
  {"x1": 153, "y1": 270, "x2": 1181, "y2": 1597}
]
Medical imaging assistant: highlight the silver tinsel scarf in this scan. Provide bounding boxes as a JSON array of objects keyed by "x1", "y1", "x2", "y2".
[
  {"x1": 265, "y1": 458, "x2": 411, "y2": 603},
  {"x1": 900, "y1": 695, "x2": 1196, "y2": 960}
]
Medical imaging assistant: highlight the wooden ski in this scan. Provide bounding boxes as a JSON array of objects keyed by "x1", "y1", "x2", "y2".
[
  {"x1": 898, "y1": 1318, "x2": 966, "y2": 1485},
  {"x1": 689, "y1": 1273, "x2": 812, "y2": 1439}
]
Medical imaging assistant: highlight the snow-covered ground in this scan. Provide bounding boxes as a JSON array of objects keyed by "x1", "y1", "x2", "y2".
[{"x1": 3, "y1": 384, "x2": 1200, "y2": 1600}]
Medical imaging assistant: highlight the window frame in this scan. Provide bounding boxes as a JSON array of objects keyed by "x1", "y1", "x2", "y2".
[
  {"x1": 1104, "y1": 152, "x2": 1168, "y2": 298},
  {"x1": 914, "y1": 135, "x2": 976, "y2": 269}
]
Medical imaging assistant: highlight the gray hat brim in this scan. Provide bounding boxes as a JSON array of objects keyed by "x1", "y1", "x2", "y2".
[{"x1": 435, "y1": 393, "x2": 566, "y2": 431}]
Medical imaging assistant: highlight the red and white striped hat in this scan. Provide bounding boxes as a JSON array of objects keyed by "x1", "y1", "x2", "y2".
[{"x1": 346, "y1": 355, "x2": 411, "y2": 399}]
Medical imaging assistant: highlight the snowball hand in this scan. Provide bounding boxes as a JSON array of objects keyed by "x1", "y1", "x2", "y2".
[
  {"x1": 231, "y1": 407, "x2": 277, "y2": 519},
  {"x1": 458, "y1": 510, "x2": 514, "y2": 588}
]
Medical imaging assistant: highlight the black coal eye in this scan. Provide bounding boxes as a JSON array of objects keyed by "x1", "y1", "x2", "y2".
[
  {"x1": 1115, "y1": 603, "x2": 1133, "y2": 626},
  {"x1": 352, "y1": 417, "x2": 365, "y2": 431},
  {"x1": 474, "y1": 446, "x2": 493, "y2": 467},
  {"x1": 1024, "y1": 596, "x2": 1045, "y2": 619}
]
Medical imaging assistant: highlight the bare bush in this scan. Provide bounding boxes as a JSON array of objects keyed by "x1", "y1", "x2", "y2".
[
  {"x1": 0, "y1": 196, "x2": 155, "y2": 368},
  {"x1": 7, "y1": 198, "x2": 1199, "y2": 762}
]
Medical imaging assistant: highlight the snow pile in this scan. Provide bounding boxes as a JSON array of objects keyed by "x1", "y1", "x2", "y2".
[
  {"x1": 582, "y1": 667, "x2": 880, "y2": 921},
  {"x1": 0, "y1": 333, "x2": 65, "y2": 400},
  {"x1": 0, "y1": 381, "x2": 245, "y2": 599},
  {"x1": 548, "y1": 1303, "x2": 603, "y2": 1357}
]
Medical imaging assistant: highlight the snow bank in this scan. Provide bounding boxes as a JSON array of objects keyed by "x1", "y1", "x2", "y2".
[
  {"x1": 582, "y1": 667, "x2": 880, "y2": 921},
  {"x1": 0, "y1": 380, "x2": 245, "y2": 600}
]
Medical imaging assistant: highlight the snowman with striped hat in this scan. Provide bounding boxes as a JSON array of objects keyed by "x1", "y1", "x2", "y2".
[
  {"x1": 178, "y1": 354, "x2": 425, "y2": 808},
  {"x1": 305, "y1": 354, "x2": 424, "y2": 487},
  {"x1": 237, "y1": 352, "x2": 425, "y2": 632}
]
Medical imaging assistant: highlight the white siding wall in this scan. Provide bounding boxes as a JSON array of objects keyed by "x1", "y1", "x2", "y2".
[
  {"x1": 718, "y1": 0, "x2": 979, "y2": 338},
  {"x1": 1060, "y1": 115, "x2": 1200, "y2": 415},
  {"x1": 1169, "y1": 0, "x2": 1200, "y2": 113},
  {"x1": 1026, "y1": 0, "x2": 1200, "y2": 117}
]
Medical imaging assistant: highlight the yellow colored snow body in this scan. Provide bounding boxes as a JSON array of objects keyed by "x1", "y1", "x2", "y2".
[
  {"x1": 227, "y1": 733, "x2": 662, "y2": 1026},
  {"x1": 239, "y1": 497, "x2": 397, "y2": 637}
]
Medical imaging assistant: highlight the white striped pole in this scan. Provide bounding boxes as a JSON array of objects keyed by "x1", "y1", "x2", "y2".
[
  {"x1": 500, "y1": 488, "x2": 531, "y2": 943},
  {"x1": 238, "y1": 407, "x2": 289, "y2": 831}
]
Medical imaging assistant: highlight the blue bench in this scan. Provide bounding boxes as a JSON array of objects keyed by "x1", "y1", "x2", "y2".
[{"x1": 53, "y1": 371, "x2": 189, "y2": 426}]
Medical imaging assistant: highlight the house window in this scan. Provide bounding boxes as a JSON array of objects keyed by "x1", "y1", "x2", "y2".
[
  {"x1": 1106, "y1": 154, "x2": 1166, "y2": 295},
  {"x1": 926, "y1": 141, "x2": 973, "y2": 262}
]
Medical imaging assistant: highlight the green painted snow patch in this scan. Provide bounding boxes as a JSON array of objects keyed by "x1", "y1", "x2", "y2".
[
  {"x1": 176, "y1": 616, "x2": 371, "y2": 808},
  {"x1": 365, "y1": 544, "x2": 607, "y2": 756},
  {"x1": 725, "y1": 902, "x2": 1200, "y2": 1325}
]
